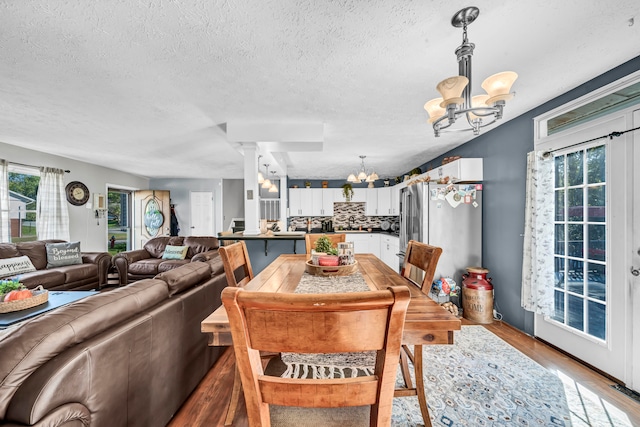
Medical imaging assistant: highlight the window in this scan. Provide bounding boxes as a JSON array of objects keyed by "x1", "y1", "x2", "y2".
[
  {"x1": 8, "y1": 165, "x2": 40, "y2": 242},
  {"x1": 552, "y1": 145, "x2": 607, "y2": 340},
  {"x1": 107, "y1": 189, "x2": 132, "y2": 255}
]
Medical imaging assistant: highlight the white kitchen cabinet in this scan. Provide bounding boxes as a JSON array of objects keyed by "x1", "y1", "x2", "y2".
[
  {"x1": 364, "y1": 188, "x2": 378, "y2": 216},
  {"x1": 318, "y1": 188, "x2": 338, "y2": 216},
  {"x1": 344, "y1": 232, "x2": 380, "y2": 257},
  {"x1": 288, "y1": 188, "x2": 314, "y2": 216},
  {"x1": 390, "y1": 186, "x2": 400, "y2": 215},
  {"x1": 377, "y1": 187, "x2": 395, "y2": 216},
  {"x1": 424, "y1": 158, "x2": 483, "y2": 183},
  {"x1": 289, "y1": 188, "x2": 337, "y2": 216},
  {"x1": 380, "y1": 235, "x2": 400, "y2": 271},
  {"x1": 351, "y1": 188, "x2": 366, "y2": 203}
]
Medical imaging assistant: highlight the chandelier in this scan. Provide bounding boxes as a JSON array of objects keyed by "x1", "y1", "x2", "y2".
[
  {"x1": 261, "y1": 164, "x2": 272, "y2": 189},
  {"x1": 347, "y1": 155, "x2": 378, "y2": 183},
  {"x1": 268, "y1": 171, "x2": 279, "y2": 193},
  {"x1": 424, "y1": 6, "x2": 518, "y2": 137}
]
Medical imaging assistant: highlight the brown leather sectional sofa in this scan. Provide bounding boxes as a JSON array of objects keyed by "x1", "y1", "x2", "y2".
[
  {"x1": 0, "y1": 258, "x2": 227, "y2": 427},
  {"x1": 112, "y1": 236, "x2": 220, "y2": 285},
  {"x1": 0, "y1": 240, "x2": 111, "y2": 291}
]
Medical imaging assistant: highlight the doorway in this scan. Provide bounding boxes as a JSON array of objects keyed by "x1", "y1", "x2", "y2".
[
  {"x1": 534, "y1": 112, "x2": 635, "y2": 389},
  {"x1": 107, "y1": 188, "x2": 132, "y2": 256},
  {"x1": 190, "y1": 191, "x2": 214, "y2": 236}
]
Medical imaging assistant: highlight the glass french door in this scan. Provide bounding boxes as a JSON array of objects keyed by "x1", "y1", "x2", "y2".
[{"x1": 535, "y1": 113, "x2": 631, "y2": 384}]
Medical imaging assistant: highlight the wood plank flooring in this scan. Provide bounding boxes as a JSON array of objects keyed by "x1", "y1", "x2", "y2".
[{"x1": 169, "y1": 320, "x2": 640, "y2": 426}]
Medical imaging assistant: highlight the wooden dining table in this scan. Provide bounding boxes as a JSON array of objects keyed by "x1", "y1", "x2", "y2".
[{"x1": 201, "y1": 253, "x2": 461, "y2": 426}]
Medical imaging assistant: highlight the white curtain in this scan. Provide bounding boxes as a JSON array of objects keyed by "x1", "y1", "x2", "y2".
[
  {"x1": 521, "y1": 151, "x2": 555, "y2": 315},
  {"x1": 36, "y1": 167, "x2": 70, "y2": 241},
  {"x1": 0, "y1": 159, "x2": 10, "y2": 243}
]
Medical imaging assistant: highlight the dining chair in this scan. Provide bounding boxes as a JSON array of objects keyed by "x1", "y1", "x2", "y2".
[
  {"x1": 219, "y1": 241, "x2": 254, "y2": 288},
  {"x1": 397, "y1": 239, "x2": 443, "y2": 427},
  {"x1": 218, "y1": 240, "x2": 255, "y2": 425},
  {"x1": 222, "y1": 285, "x2": 411, "y2": 427},
  {"x1": 401, "y1": 240, "x2": 443, "y2": 294},
  {"x1": 304, "y1": 233, "x2": 346, "y2": 255}
]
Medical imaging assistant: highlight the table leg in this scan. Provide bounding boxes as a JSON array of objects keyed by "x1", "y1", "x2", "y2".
[
  {"x1": 225, "y1": 365, "x2": 242, "y2": 426},
  {"x1": 414, "y1": 345, "x2": 432, "y2": 427}
]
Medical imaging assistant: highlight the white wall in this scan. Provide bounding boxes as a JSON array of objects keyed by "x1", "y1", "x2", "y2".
[
  {"x1": 149, "y1": 178, "x2": 223, "y2": 236},
  {"x1": 1, "y1": 141, "x2": 149, "y2": 251}
]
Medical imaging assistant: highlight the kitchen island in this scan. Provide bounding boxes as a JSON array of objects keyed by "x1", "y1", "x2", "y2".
[{"x1": 217, "y1": 232, "x2": 306, "y2": 274}]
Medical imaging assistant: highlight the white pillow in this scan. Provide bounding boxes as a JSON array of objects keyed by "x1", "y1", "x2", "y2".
[{"x1": 0, "y1": 255, "x2": 37, "y2": 278}]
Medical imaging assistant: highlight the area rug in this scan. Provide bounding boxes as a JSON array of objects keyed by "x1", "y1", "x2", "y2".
[{"x1": 391, "y1": 325, "x2": 572, "y2": 426}]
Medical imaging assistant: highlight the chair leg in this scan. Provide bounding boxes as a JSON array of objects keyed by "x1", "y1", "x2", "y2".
[
  {"x1": 224, "y1": 365, "x2": 242, "y2": 426},
  {"x1": 414, "y1": 345, "x2": 432, "y2": 427},
  {"x1": 399, "y1": 347, "x2": 414, "y2": 389}
]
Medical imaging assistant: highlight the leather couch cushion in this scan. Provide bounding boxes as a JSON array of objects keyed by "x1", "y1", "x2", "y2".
[
  {"x1": 19, "y1": 270, "x2": 66, "y2": 289},
  {"x1": 15, "y1": 241, "x2": 49, "y2": 270},
  {"x1": 143, "y1": 237, "x2": 172, "y2": 259},
  {"x1": 157, "y1": 259, "x2": 190, "y2": 273},
  {"x1": 49, "y1": 263, "x2": 98, "y2": 283},
  {"x1": 0, "y1": 243, "x2": 21, "y2": 259},
  {"x1": 205, "y1": 256, "x2": 224, "y2": 277},
  {"x1": 155, "y1": 262, "x2": 211, "y2": 296},
  {"x1": 129, "y1": 258, "x2": 164, "y2": 276},
  {"x1": 183, "y1": 236, "x2": 219, "y2": 258}
]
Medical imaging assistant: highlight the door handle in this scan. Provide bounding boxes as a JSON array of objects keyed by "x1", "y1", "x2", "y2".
[{"x1": 632, "y1": 267, "x2": 640, "y2": 277}]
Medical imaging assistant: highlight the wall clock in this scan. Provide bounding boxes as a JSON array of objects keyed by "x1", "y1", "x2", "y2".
[{"x1": 65, "y1": 181, "x2": 90, "y2": 206}]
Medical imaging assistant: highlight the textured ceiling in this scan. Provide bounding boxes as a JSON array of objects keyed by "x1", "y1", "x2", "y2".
[{"x1": 1, "y1": 1, "x2": 639, "y2": 179}]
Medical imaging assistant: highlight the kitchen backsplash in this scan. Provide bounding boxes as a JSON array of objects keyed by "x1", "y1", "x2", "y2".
[{"x1": 289, "y1": 202, "x2": 398, "y2": 230}]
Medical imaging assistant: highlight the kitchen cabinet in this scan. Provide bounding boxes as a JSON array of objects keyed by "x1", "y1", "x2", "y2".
[
  {"x1": 351, "y1": 188, "x2": 366, "y2": 203},
  {"x1": 289, "y1": 188, "x2": 337, "y2": 216},
  {"x1": 289, "y1": 188, "x2": 313, "y2": 216},
  {"x1": 380, "y1": 234, "x2": 400, "y2": 271},
  {"x1": 317, "y1": 188, "x2": 338, "y2": 216},
  {"x1": 424, "y1": 158, "x2": 483, "y2": 183},
  {"x1": 344, "y1": 232, "x2": 380, "y2": 257},
  {"x1": 364, "y1": 188, "x2": 378, "y2": 215}
]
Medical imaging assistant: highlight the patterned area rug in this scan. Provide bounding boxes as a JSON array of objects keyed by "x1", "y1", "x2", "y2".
[{"x1": 392, "y1": 326, "x2": 572, "y2": 426}]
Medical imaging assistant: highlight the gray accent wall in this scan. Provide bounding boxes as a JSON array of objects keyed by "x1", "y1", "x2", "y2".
[{"x1": 419, "y1": 54, "x2": 640, "y2": 335}]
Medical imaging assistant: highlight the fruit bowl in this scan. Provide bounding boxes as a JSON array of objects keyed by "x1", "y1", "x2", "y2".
[
  {"x1": 0, "y1": 286, "x2": 48, "y2": 314},
  {"x1": 305, "y1": 260, "x2": 358, "y2": 277}
]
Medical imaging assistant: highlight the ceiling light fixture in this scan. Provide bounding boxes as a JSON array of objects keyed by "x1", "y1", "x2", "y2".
[
  {"x1": 257, "y1": 155, "x2": 265, "y2": 184},
  {"x1": 424, "y1": 6, "x2": 518, "y2": 137},
  {"x1": 261, "y1": 164, "x2": 272, "y2": 189},
  {"x1": 268, "y1": 171, "x2": 278, "y2": 193},
  {"x1": 347, "y1": 155, "x2": 378, "y2": 183}
]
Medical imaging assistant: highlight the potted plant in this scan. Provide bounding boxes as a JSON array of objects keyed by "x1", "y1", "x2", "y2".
[
  {"x1": 341, "y1": 183, "x2": 354, "y2": 202},
  {"x1": 304, "y1": 181, "x2": 311, "y2": 188},
  {"x1": 314, "y1": 235, "x2": 339, "y2": 255}
]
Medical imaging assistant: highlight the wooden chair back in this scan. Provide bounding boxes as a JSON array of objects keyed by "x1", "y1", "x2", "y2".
[
  {"x1": 401, "y1": 240, "x2": 443, "y2": 294},
  {"x1": 219, "y1": 241, "x2": 254, "y2": 287},
  {"x1": 222, "y1": 286, "x2": 410, "y2": 426},
  {"x1": 304, "y1": 233, "x2": 347, "y2": 255}
]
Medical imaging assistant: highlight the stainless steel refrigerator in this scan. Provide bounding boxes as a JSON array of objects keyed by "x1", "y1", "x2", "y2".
[{"x1": 399, "y1": 182, "x2": 482, "y2": 288}]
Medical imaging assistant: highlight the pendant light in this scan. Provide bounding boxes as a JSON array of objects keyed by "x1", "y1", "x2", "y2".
[
  {"x1": 268, "y1": 171, "x2": 279, "y2": 193},
  {"x1": 424, "y1": 6, "x2": 517, "y2": 137},
  {"x1": 261, "y1": 164, "x2": 272, "y2": 189},
  {"x1": 347, "y1": 155, "x2": 378, "y2": 183},
  {"x1": 257, "y1": 155, "x2": 265, "y2": 184}
]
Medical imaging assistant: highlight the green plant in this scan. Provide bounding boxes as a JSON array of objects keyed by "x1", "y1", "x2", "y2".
[
  {"x1": 410, "y1": 167, "x2": 422, "y2": 176},
  {"x1": 314, "y1": 235, "x2": 338, "y2": 255},
  {"x1": 0, "y1": 280, "x2": 25, "y2": 301},
  {"x1": 304, "y1": 181, "x2": 311, "y2": 187},
  {"x1": 341, "y1": 183, "x2": 354, "y2": 202}
]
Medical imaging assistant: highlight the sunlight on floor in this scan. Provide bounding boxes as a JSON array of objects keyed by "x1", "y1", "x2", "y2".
[{"x1": 554, "y1": 370, "x2": 632, "y2": 426}]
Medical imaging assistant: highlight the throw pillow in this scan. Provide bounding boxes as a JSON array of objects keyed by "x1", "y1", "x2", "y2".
[
  {"x1": 45, "y1": 241, "x2": 83, "y2": 268},
  {"x1": 162, "y1": 245, "x2": 188, "y2": 260},
  {"x1": 0, "y1": 256, "x2": 37, "y2": 278}
]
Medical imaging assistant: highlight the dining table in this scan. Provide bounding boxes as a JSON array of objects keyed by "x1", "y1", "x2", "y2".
[{"x1": 201, "y1": 253, "x2": 461, "y2": 426}]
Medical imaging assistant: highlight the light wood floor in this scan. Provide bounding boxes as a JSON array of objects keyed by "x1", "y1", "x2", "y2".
[{"x1": 169, "y1": 320, "x2": 640, "y2": 426}]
